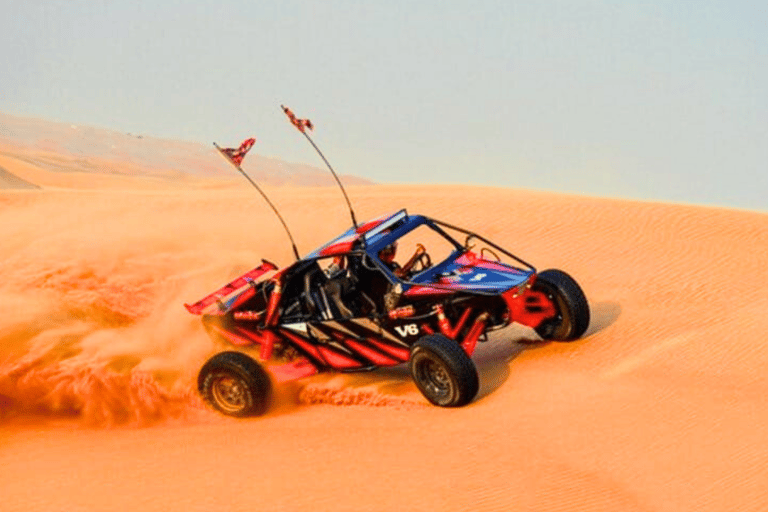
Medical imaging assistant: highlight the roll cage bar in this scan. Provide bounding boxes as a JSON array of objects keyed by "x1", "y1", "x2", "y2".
[
  {"x1": 429, "y1": 218, "x2": 536, "y2": 272},
  {"x1": 291, "y1": 210, "x2": 537, "y2": 299},
  {"x1": 357, "y1": 213, "x2": 538, "y2": 296}
]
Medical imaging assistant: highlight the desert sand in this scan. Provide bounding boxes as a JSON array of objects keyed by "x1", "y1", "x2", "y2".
[{"x1": 1, "y1": 142, "x2": 767, "y2": 512}]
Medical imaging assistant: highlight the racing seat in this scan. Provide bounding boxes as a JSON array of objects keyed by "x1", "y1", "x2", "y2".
[
  {"x1": 303, "y1": 268, "x2": 353, "y2": 320},
  {"x1": 323, "y1": 277, "x2": 354, "y2": 318},
  {"x1": 352, "y1": 255, "x2": 395, "y2": 315}
]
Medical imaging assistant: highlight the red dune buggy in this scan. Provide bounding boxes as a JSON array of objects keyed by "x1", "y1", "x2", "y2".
[{"x1": 186, "y1": 209, "x2": 589, "y2": 416}]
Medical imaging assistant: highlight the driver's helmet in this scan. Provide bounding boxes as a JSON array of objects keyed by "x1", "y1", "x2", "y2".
[{"x1": 378, "y1": 241, "x2": 398, "y2": 264}]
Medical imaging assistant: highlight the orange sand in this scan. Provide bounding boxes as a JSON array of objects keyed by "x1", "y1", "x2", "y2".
[{"x1": 1, "y1": 149, "x2": 767, "y2": 512}]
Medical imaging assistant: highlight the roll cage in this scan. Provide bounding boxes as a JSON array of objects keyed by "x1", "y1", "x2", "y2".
[
  {"x1": 283, "y1": 210, "x2": 538, "y2": 321},
  {"x1": 358, "y1": 212, "x2": 537, "y2": 295}
]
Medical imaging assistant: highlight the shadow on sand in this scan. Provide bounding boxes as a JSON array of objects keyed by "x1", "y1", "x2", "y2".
[
  {"x1": 585, "y1": 301, "x2": 622, "y2": 336},
  {"x1": 472, "y1": 300, "x2": 623, "y2": 400},
  {"x1": 267, "y1": 301, "x2": 623, "y2": 413},
  {"x1": 472, "y1": 326, "x2": 547, "y2": 401}
]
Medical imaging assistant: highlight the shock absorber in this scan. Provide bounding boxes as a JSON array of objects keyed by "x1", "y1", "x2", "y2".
[
  {"x1": 434, "y1": 304, "x2": 473, "y2": 339},
  {"x1": 461, "y1": 312, "x2": 489, "y2": 356}
]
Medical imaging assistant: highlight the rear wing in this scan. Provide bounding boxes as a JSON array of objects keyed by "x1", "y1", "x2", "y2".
[{"x1": 184, "y1": 260, "x2": 278, "y2": 315}]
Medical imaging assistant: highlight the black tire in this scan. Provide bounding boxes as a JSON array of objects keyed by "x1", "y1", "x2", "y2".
[
  {"x1": 533, "y1": 269, "x2": 590, "y2": 341},
  {"x1": 198, "y1": 351, "x2": 272, "y2": 417},
  {"x1": 409, "y1": 334, "x2": 479, "y2": 407}
]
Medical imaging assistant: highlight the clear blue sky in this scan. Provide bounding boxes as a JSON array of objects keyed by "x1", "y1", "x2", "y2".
[{"x1": 2, "y1": 0, "x2": 766, "y2": 211}]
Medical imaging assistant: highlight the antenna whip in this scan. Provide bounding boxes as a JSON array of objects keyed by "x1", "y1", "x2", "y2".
[
  {"x1": 214, "y1": 139, "x2": 301, "y2": 261},
  {"x1": 281, "y1": 105, "x2": 358, "y2": 229}
]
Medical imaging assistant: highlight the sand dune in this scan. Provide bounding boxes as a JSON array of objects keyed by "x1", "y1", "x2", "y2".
[
  {"x1": 0, "y1": 112, "x2": 372, "y2": 187},
  {"x1": 1, "y1": 153, "x2": 767, "y2": 511},
  {"x1": 0, "y1": 165, "x2": 39, "y2": 190}
]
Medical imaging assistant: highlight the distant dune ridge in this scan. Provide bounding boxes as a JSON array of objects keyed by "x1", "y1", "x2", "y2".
[
  {"x1": 0, "y1": 112, "x2": 372, "y2": 186},
  {"x1": 1, "y1": 113, "x2": 767, "y2": 512},
  {"x1": 0, "y1": 165, "x2": 39, "y2": 189}
]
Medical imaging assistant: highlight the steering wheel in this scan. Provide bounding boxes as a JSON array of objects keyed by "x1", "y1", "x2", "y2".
[
  {"x1": 398, "y1": 244, "x2": 431, "y2": 277},
  {"x1": 411, "y1": 251, "x2": 432, "y2": 273}
]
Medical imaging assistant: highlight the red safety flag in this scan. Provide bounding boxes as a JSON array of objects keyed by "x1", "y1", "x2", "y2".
[
  {"x1": 281, "y1": 105, "x2": 314, "y2": 133},
  {"x1": 220, "y1": 138, "x2": 256, "y2": 165}
]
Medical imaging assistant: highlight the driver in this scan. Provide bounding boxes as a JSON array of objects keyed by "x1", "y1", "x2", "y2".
[
  {"x1": 379, "y1": 240, "x2": 400, "y2": 271},
  {"x1": 379, "y1": 240, "x2": 428, "y2": 279},
  {"x1": 378, "y1": 241, "x2": 404, "y2": 276}
]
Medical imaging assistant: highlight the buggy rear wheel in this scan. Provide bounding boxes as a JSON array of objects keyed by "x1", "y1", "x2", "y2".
[
  {"x1": 409, "y1": 334, "x2": 479, "y2": 407},
  {"x1": 533, "y1": 269, "x2": 590, "y2": 341},
  {"x1": 198, "y1": 351, "x2": 272, "y2": 417}
]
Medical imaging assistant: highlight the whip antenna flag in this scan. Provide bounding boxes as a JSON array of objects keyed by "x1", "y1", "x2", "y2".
[
  {"x1": 281, "y1": 105, "x2": 358, "y2": 229},
  {"x1": 214, "y1": 138, "x2": 301, "y2": 261}
]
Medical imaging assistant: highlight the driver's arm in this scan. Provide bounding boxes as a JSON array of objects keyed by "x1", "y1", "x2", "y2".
[
  {"x1": 385, "y1": 260, "x2": 405, "y2": 278},
  {"x1": 398, "y1": 244, "x2": 426, "y2": 277}
]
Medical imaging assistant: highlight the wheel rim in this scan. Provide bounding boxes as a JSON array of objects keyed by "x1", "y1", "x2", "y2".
[
  {"x1": 548, "y1": 291, "x2": 570, "y2": 338},
  {"x1": 536, "y1": 285, "x2": 572, "y2": 339},
  {"x1": 211, "y1": 374, "x2": 249, "y2": 413},
  {"x1": 414, "y1": 353, "x2": 455, "y2": 403}
]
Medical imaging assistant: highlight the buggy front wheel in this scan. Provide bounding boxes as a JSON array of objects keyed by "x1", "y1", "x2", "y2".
[
  {"x1": 409, "y1": 334, "x2": 479, "y2": 407},
  {"x1": 533, "y1": 269, "x2": 590, "y2": 341}
]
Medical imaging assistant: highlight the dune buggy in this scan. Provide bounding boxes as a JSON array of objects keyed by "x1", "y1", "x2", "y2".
[{"x1": 186, "y1": 209, "x2": 589, "y2": 416}]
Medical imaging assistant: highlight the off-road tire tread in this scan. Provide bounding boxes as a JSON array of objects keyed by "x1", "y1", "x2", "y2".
[
  {"x1": 410, "y1": 334, "x2": 479, "y2": 407},
  {"x1": 198, "y1": 351, "x2": 271, "y2": 417},
  {"x1": 534, "y1": 269, "x2": 590, "y2": 341}
]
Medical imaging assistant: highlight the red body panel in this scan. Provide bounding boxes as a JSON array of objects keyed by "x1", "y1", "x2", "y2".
[
  {"x1": 403, "y1": 285, "x2": 454, "y2": 297},
  {"x1": 318, "y1": 237, "x2": 357, "y2": 256},
  {"x1": 270, "y1": 359, "x2": 319, "y2": 383},
  {"x1": 185, "y1": 260, "x2": 278, "y2": 315},
  {"x1": 345, "y1": 339, "x2": 401, "y2": 366},
  {"x1": 502, "y1": 288, "x2": 557, "y2": 329},
  {"x1": 367, "y1": 339, "x2": 411, "y2": 361}
]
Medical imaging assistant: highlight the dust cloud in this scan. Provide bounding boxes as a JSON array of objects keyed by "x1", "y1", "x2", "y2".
[{"x1": 0, "y1": 186, "x2": 262, "y2": 425}]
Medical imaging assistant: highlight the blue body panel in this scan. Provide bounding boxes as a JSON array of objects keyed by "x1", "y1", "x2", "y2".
[
  {"x1": 411, "y1": 255, "x2": 531, "y2": 293},
  {"x1": 301, "y1": 210, "x2": 533, "y2": 297}
]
